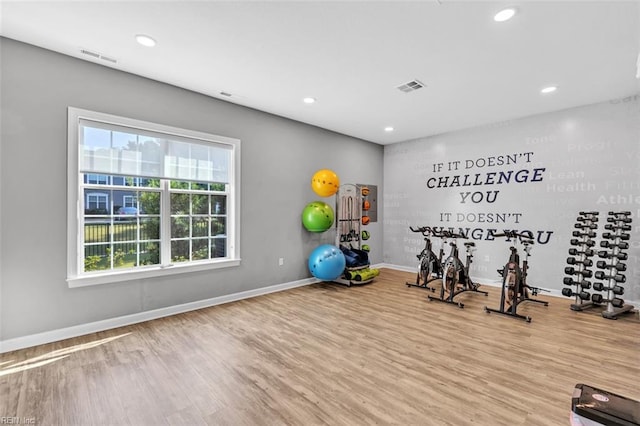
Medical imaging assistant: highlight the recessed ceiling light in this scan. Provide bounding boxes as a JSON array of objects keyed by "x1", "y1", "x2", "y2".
[
  {"x1": 135, "y1": 34, "x2": 156, "y2": 47},
  {"x1": 494, "y1": 7, "x2": 517, "y2": 22},
  {"x1": 303, "y1": 97, "x2": 316, "y2": 104},
  {"x1": 541, "y1": 86, "x2": 557, "y2": 94},
  {"x1": 384, "y1": 126, "x2": 394, "y2": 132}
]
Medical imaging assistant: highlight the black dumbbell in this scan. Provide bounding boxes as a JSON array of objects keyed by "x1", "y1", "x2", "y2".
[
  {"x1": 579, "y1": 211, "x2": 599, "y2": 216},
  {"x1": 602, "y1": 232, "x2": 630, "y2": 241},
  {"x1": 606, "y1": 216, "x2": 632, "y2": 223},
  {"x1": 597, "y1": 251, "x2": 628, "y2": 260},
  {"x1": 568, "y1": 248, "x2": 594, "y2": 257},
  {"x1": 608, "y1": 211, "x2": 631, "y2": 216},
  {"x1": 571, "y1": 239, "x2": 596, "y2": 247},
  {"x1": 604, "y1": 224, "x2": 632, "y2": 232},
  {"x1": 595, "y1": 260, "x2": 626, "y2": 271},
  {"x1": 563, "y1": 277, "x2": 592, "y2": 289},
  {"x1": 561, "y1": 288, "x2": 590, "y2": 300},
  {"x1": 594, "y1": 271, "x2": 625, "y2": 282},
  {"x1": 572, "y1": 230, "x2": 597, "y2": 238},
  {"x1": 591, "y1": 294, "x2": 625, "y2": 308},
  {"x1": 600, "y1": 241, "x2": 629, "y2": 249},
  {"x1": 575, "y1": 223, "x2": 597, "y2": 229},
  {"x1": 593, "y1": 282, "x2": 625, "y2": 295},
  {"x1": 567, "y1": 257, "x2": 593, "y2": 267},
  {"x1": 565, "y1": 267, "x2": 593, "y2": 277}
]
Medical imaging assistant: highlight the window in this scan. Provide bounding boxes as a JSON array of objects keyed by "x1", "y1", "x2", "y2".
[
  {"x1": 67, "y1": 107, "x2": 241, "y2": 287},
  {"x1": 122, "y1": 195, "x2": 138, "y2": 208},
  {"x1": 86, "y1": 192, "x2": 108, "y2": 213}
]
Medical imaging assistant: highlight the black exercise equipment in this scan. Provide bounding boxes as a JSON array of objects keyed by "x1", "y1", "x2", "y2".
[
  {"x1": 405, "y1": 226, "x2": 441, "y2": 291},
  {"x1": 594, "y1": 271, "x2": 626, "y2": 283},
  {"x1": 600, "y1": 241, "x2": 629, "y2": 249},
  {"x1": 591, "y1": 294, "x2": 625, "y2": 308},
  {"x1": 597, "y1": 250, "x2": 627, "y2": 260},
  {"x1": 604, "y1": 223, "x2": 632, "y2": 231},
  {"x1": 427, "y1": 230, "x2": 488, "y2": 308},
  {"x1": 562, "y1": 288, "x2": 591, "y2": 300},
  {"x1": 484, "y1": 231, "x2": 548, "y2": 322},
  {"x1": 602, "y1": 232, "x2": 630, "y2": 241},
  {"x1": 566, "y1": 257, "x2": 593, "y2": 267},
  {"x1": 568, "y1": 248, "x2": 594, "y2": 257},
  {"x1": 574, "y1": 222, "x2": 598, "y2": 229},
  {"x1": 565, "y1": 211, "x2": 599, "y2": 312},
  {"x1": 565, "y1": 267, "x2": 593, "y2": 278},
  {"x1": 595, "y1": 260, "x2": 626, "y2": 271},
  {"x1": 571, "y1": 383, "x2": 640, "y2": 426},
  {"x1": 591, "y1": 211, "x2": 635, "y2": 319},
  {"x1": 593, "y1": 282, "x2": 624, "y2": 295},
  {"x1": 572, "y1": 230, "x2": 597, "y2": 238},
  {"x1": 571, "y1": 238, "x2": 596, "y2": 247}
]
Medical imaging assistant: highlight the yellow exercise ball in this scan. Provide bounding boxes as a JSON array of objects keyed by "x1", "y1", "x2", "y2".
[{"x1": 311, "y1": 169, "x2": 340, "y2": 197}]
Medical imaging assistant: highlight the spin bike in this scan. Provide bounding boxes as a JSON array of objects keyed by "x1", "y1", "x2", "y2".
[
  {"x1": 406, "y1": 226, "x2": 442, "y2": 291},
  {"x1": 484, "y1": 231, "x2": 549, "y2": 322},
  {"x1": 428, "y1": 230, "x2": 488, "y2": 308}
]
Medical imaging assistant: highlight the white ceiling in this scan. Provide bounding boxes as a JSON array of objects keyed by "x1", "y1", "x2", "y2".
[{"x1": 1, "y1": 1, "x2": 639, "y2": 144}]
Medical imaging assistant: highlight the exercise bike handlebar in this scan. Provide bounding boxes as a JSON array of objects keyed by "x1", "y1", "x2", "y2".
[
  {"x1": 409, "y1": 226, "x2": 432, "y2": 236},
  {"x1": 493, "y1": 230, "x2": 534, "y2": 243}
]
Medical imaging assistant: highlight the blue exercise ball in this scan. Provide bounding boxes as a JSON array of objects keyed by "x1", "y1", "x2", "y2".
[{"x1": 308, "y1": 244, "x2": 346, "y2": 281}]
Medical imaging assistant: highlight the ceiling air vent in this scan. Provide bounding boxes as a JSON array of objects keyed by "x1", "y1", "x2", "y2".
[
  {"x1": 100, "y1": 55, "x2": 117, "y2": 64},
  {"x1": 80, "y1": 48, "x2": 118, "y2": 64},
  {"x1": 80, "y1": 49, "x2": 100, "y2": 59},
  {"x1": 397, "y1": 79, "x2": 425, "y2": 93}
]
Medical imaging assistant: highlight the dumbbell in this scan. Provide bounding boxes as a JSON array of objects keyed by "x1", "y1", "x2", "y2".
[
  {"x1": 595, "y1": 260, "x2": 626, "y2": 271},
  {"x1": 563, "y1": 277, "x2": 592, "y2": 289},
  {"x1": 568, "y1": 248, "x2": 594, "y2": 257},
  {"x1": 594, "y1": 271, "x2": 625, "y2": 282},
  {"x1": 579, "y1": 211, "x2": 599, "y2": 216},
  {"x1": 566, "y1": 257, "x2": 593, "y2": 267},
  {"x1": 571, "y1": 239, "x2": 596, "y2": 247},
  {"x1": 606, "y1": 216, "x2": 632, "y2": 223},
  {"x1": 574, "y1": 223, "x2": 597, "y2": 229},
  {"x1": 591, "y1": 294, "x2": 625, "y2": 308},
  {"x1": 602, "y1": 232, "x2": 630, "y2": 241},
  {"x1": 565, "y1": 267, "x2": 593, "y2": 277},
  {"x1": 597, "y1": 251, "x2": 628, "y2": 260},
  {"x1": 604, "y1": 224, "x2": 632, "y2": 232},
  {"x1": 608, "y1": 211, "x2": 631, "y2": 216},
  {"x1": 600, "y1": 241, "x2": 629, "y2": 249},
  {"x1": 592, "y1": 282, "x2": 624, "y2": 295},
  {"x1": 562, "y1": 288, "x2": 591, "y2": 300},
  {"x1": 572, "y1": 230, "x2": 597, "y2": 238}
]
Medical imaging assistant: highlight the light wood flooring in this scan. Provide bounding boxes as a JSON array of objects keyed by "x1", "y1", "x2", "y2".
[{"x1": 1, "y1": 268, "x2": 639, "y2": 425}]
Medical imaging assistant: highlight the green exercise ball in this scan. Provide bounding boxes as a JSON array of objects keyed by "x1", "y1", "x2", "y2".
[{"x1": 302, "y1": 201, "x2": 335, "y2": 232}]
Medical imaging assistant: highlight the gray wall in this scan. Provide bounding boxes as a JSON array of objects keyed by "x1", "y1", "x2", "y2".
[
  {"x1": 383, "y1": 96, "x2": 640, "y2": 302},
  {"x1": 0, "y1": 38, "x2": 383, "y2": 341}
]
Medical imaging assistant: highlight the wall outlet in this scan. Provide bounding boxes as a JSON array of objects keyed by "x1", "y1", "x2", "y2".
[{"x1": 278, "y1": 257, "x2": 284, "y2": 266}]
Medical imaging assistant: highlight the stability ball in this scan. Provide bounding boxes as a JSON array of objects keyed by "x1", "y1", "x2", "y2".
[
  {"x1": 311, "y1": 169, "x2": 340, "y2": 197},
  {"x1": 308, "y1": 244, "x2": 346, "y2": 281},
  {"x1": 301, "y1": 201, "x2": 335, "y2": 232}
]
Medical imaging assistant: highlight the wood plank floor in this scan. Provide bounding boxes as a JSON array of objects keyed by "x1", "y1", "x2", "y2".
[{"x1": 1, "y1": 268, "x2": 639, "y2": 425}]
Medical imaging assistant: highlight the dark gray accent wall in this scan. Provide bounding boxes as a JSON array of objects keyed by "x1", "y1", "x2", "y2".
[{"x1": 0, "y1": 38, "x2": 383, "y2": 340}]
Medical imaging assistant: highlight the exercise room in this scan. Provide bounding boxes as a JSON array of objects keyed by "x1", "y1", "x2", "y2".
[{"x1": 1, "y1": 1, "x2": 639, "y2": 425}]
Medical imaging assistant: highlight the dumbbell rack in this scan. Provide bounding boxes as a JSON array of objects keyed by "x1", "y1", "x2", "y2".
[
  {"x1": 592, "y1": 211, "x2": 634, "y2": 320},
  {"x1": 564, "y1": 212, "x2": 598, "y2": 311}
]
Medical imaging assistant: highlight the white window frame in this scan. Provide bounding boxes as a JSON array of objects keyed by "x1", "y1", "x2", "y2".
[{"x1": 67, "y1": 107, "x2": 241, "y2": 287}]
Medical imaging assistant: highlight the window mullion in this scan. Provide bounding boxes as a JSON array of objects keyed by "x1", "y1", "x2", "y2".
[{"x1": 160, "y1": 179, "x2": 172, "y2": 266}]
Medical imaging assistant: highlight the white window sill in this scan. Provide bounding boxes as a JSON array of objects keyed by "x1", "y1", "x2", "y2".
[{"x1": 67, "y1": 258, "x2": 241, "y2": 288}]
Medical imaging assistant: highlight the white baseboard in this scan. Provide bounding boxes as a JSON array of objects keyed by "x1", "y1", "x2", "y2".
[{"x1": 0, "y1": 277, "x2": 318, "y2": 354}]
